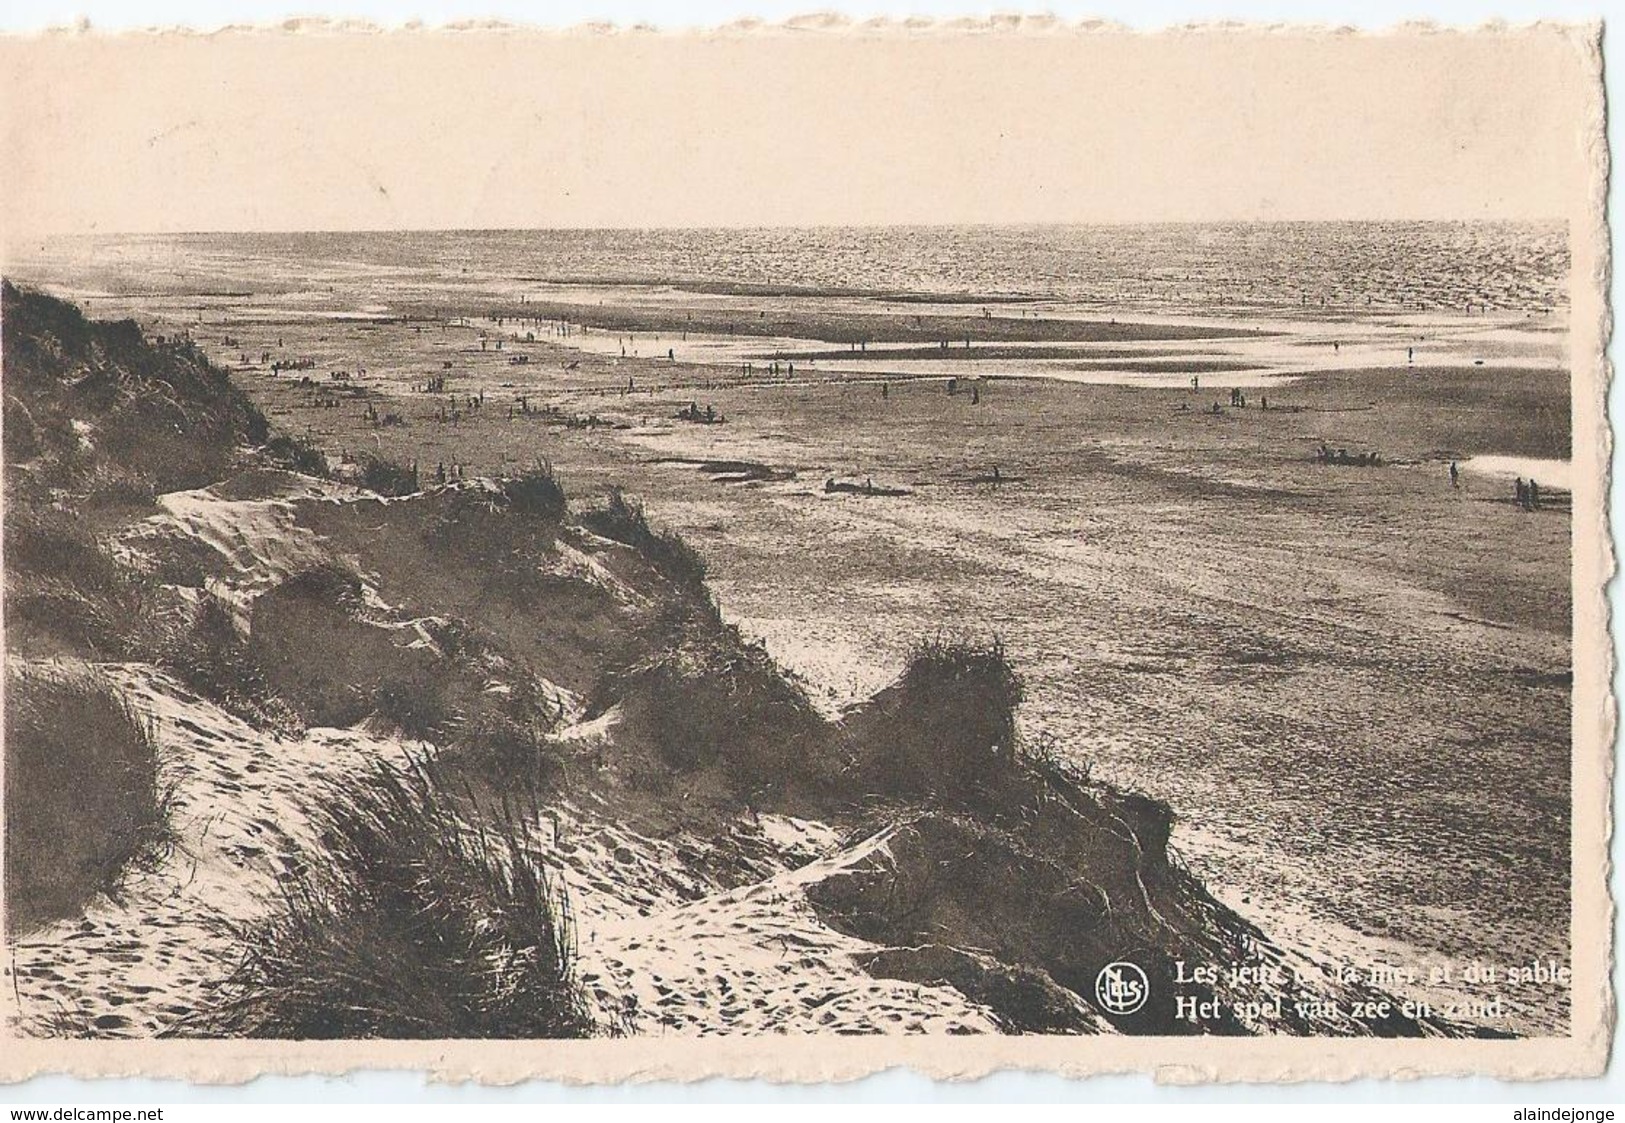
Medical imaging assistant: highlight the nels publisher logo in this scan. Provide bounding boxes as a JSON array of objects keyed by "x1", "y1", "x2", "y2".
[{"x1": 1095, "y1": 961, "x2": 1150, "y2": 1016}]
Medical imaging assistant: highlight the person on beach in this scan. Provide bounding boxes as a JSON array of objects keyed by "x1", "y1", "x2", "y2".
[
  {"x1": 1515, "y1": 477, "x2": 1529, "y2": 508},
  {"x1": 1449, "y1": 461, "x2": 1460, "y2": 488},
  {"x1": 1191, "y1": 375, "x2": 1199, "y2": 390},
  {"x1": 882, "y1": 383, "x2": 890, "y2": 400},
  {"x1": 1529, "y1": 479, "x2": 1541, "y2": 509}
]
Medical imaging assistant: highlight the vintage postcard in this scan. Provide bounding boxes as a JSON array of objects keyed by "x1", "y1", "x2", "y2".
[{"x1": 0, "y1": 19, "x2": 1610, "y2": 1085}]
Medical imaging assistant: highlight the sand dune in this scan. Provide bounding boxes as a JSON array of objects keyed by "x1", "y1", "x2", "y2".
[{"x1": 7, "y1": 661, "x2": 412, "y2": 1037}]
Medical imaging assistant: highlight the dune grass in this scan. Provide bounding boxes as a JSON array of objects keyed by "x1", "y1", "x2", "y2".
[
  {"x1": 160, "y1": 594, "x2": 301, "y2": 731},
  {"x1": 263, "y1": 433, "x2": 330, "y2": 478},
  {"x1": 3, "y1": 282, "x2": 269, "y2": 495},
  {"x1": 372, "y1": 671, "x2": 454, "y2": 741},
  {"x1": 499, "y1": 459, "x2": 568, "y2": 522},
  {"x1": 586, "y1": 604, "x2": 843, "y2": 805},
  {"x1": 4, "y1": 667, "x2": 168, "y2": 934},
  {"x1": 4, "y1": 505, "x2": 142, "y2": 658},
  {"x1": 439, "y1": 709, "x2": 566, "y2": 793},
  {"x1": 196, "y1": 756, "x2": 600, "y2": 1039},
  {"x1": 357, "y1": 454, "x2": 420, "y2": 497},
  {"x1": 245, "y1": 560, "x2": 394, "y2": 728},
  {"x1": 852, "y1": 635, "x2": 1024, "y2": 806},
  {"x1": 581, "y1": 487, "x2": 707, "y2": 590}
]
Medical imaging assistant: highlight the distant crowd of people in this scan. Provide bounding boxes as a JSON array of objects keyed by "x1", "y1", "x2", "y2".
[{"x1": 1317, "y1": 443, "x2": 1382, "y2": 467}]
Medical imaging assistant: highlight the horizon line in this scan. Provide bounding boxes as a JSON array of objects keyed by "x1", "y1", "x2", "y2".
[{"x1": 7, "y1": 215, "x2": 1571, "y2": 243}]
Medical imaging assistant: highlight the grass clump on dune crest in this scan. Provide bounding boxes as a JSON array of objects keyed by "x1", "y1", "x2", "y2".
[
  {"x1": 850, "y1": 635, "x2": 1024, "y2": 806},
  {"x1": 357, "y1": 454, "x2": 420, "y2": 497},
  {"x1": 581, "y1": 487, "x2": 708, "y2": 590},
  {"x1": 499, "y1": 459, "x2": 568, "y2": 522},
  {"x1": 195, "y1": 756, "x2": 601, "y2": 1039},
  {"x1": 4, "y1": 667, "x2": 167, "y2": 934},
  {"x1": 263, "y1": 433, "x2": 330, "y2": 478}
]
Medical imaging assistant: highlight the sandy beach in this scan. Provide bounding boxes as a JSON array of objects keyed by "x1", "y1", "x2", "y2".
[
  {"x1": 5, "y1": 223, "x2": 1573, "y2": 1036},
  {"x1": 120, "y1": 308, "x2": 1571, "y2": 1034}
]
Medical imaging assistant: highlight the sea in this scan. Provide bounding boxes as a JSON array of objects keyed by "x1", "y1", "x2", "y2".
[{"x1": 6, "y1": 220, "x2": 1569, "y2": 320}]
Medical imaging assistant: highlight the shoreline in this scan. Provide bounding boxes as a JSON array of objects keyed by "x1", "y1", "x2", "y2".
[{"x1": 4, "y1": 266, "x2": 1576, "y2": 1037}]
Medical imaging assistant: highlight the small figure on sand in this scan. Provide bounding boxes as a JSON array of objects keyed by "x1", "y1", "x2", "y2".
[
  {"x1": 676, "y1": 401, "x2": 725, "y2": 425},
  {"x1": 882, "y1": 383, "x2": 890, "y2": 400},
  {"x1": 1528, "y1": 478, "x2": 1542, "y2": 509},
  {"x1": 1515, "y1": 477, "x2": 1528, "y2": 507},
  {"x1": 1449, "y1": 460, "x2": 1460, "y2": 488}
]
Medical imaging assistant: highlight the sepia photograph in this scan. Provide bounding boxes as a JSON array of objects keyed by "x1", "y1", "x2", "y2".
[{"x1": 0, "y1": 14, "x2": 1611, "y2": 1089}]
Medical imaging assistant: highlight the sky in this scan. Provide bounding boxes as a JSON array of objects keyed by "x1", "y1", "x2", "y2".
[{"x1": 0, "y1": 19, "x2": 1602, "y2": 235}]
